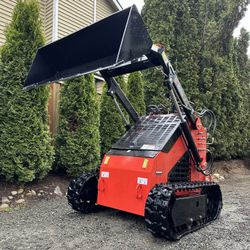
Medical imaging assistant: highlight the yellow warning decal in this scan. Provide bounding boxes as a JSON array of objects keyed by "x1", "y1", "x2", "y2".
[
  {"x1": 142, "y1": 159, "x2": 148, "y2": 169},
  {"x1": 104, "y1": 156, "x2": 110, "y2": 165}
]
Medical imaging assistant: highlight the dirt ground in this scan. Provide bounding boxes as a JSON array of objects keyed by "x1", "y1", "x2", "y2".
[
  {"x1": 0, "y1": 174, "x2": 70, "y2": 210},
  {"x1": 0, "y1": 160, "x2": 249, "y2": 250}
]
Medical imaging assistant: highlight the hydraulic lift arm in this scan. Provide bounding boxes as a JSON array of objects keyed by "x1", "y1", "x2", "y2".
[
  {"x1": 100, "y1": 72, "x2": 139, "y2": 124},
  {"x1": 151, "y1": 46, "x2": 202, "y2": 167}
]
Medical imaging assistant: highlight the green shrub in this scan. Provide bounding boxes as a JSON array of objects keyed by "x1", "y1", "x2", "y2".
[
  {"x1": 127, "y1": 72, "x2": 146, "y2": 119},
  {"x1": 0, "y1": 0, "x2": 54, "y2": 183},
  {"x1": 142, "y1": 0, "x2": 250, "y2": 159},
  {"x1": 55, "y1": 75, "x2": 100, "y2": 177}
]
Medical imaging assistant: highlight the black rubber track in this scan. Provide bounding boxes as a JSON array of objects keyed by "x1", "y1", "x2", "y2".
[
  {"x1": 67, "y1": 171, "x2": 99, "y2": 213},
  {"x1": 145, "y1": 182, "x2": 222, "y2": 240}
]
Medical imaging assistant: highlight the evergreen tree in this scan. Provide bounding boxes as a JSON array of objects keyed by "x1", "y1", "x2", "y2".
[
  {"x1": 142, "y1": 0, "x2": 177, "y2": 111},
  {"x1": 233, "y1": 28, "x2": 250, "y2": 157},
  {"x1": 208, "y1": 0, "x2": 249, "y2": 159},
  {"x1": 127, "y1": 72, "x2": 146, "y2": 118},
  {"x1": 143, "y1": 69, "x2": 171, "y2": 113},
  {"x1": 142, "y1": 0, "x2": 249, "y2": 159},
  {"x1": 100, "y1": 76, "x2": 127, "y2": 158},
  {"x1": 0, "y1": 0, "x2": 54, "y2": 183},
  {"x1": 171, "y1": 0, "x2": 201, "y2": 107},
  {"x1": 55, "y1": 75, "x2": 100, "y2": 177},
  {"x1": 236, "y1": 28, "x2": 250, "y2": 79}
]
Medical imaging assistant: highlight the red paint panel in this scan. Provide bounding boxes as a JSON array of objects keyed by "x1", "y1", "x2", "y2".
[{"x1": 97, "y1": 155, "x2": 154, "y2": 216}]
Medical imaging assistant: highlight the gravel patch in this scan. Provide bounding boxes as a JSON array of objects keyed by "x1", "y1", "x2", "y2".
[{"x1": 0, "y1": 175, "x2": 249, "y2": 250}]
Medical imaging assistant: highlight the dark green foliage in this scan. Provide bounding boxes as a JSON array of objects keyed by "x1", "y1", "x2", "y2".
[
  {"x1": 236, "y1": 28, "x2": 250, "y2": 79},
  {"x1": 142, "y1": 0, "x2": 177, "y2": 111},
  {"x1": 100, "y1": 76, "x2": 127, "y2": 158},
  {"x1": 142, "y1": 0, "x2": 200, "y2": 111},
  {"x1": 127, "y1": 72, "x2": 146, "y2": 118},
  {"x1": 143, "y1": 69, "x2": 171, "y2": 113},
  {"x1": 196, "y1": 1, "x2": 250, "y2": 159},
  {"x1": 55, "y1": 75, "x2": 100, "y2": 177},
  {"x1": 0, "y1": 0, "x2": 54, "y2": 183},
  {"x1": 142, "y1": 0, "x2": 250, "y2": 159},
  {"x1": 233, "y1": 28, "x2": 250, "y2": 157}
]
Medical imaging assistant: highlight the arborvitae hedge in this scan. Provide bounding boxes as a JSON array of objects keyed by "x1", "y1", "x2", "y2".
[
  {"x1": 233, "y1": 28, "x2": 250, "y2": 157},
  {"x1": 127, "y1": 72, "x2": 146, "y2": 119},
  {"x1": 100, "y1": 76, "x2": 127, "y2": 158},
  {"x1": 143, "y1": 69, "x2": 171, "y2": 113},
  {"x1": 55, "y1": 75, "x2": 100, "y2": 177},
  {"x1": 142, "y1": 0, "x2": 178, "y2": 112},
  {"x1": 0, "y1": 0, "x2": 53, "y2": 183},
  {"x1": 142, "y1": 0, "x2": 250, "y2": 159}
]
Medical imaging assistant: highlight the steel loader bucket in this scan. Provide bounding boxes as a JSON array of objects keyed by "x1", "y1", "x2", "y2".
[{"x1": 23, "y1": 5, "x2": 152, "y2": 90}]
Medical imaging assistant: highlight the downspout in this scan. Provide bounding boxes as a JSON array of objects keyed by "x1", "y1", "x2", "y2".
[
  {"x1": 93, "y1": 0, "x2": 97, "y2": 23},
  {"x1": 52, "y1": 0, "x2": 59, "y2": 41},
  {"x1": 93, "y1": 0, "x2": 99, "y2": 89},
  {"x1": 49, "y1": 0, "x2": 59, "y2": 136}
]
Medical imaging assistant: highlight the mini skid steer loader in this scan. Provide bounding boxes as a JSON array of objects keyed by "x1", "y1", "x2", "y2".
[{"x1": 24, "y1": 5, "x2": 222, "y2": 240}]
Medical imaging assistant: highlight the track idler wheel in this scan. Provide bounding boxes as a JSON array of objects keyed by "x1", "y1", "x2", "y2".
[
  {"x1": 202, "y1": 184, "x2": 222, "y2": 220},
  {"x1": 67, "y1": 171, "x2": 99, "y2": 213}
]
